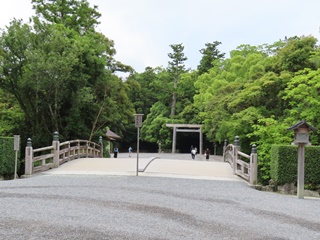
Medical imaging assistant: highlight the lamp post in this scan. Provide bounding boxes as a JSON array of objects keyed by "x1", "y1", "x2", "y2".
[
  {"x1": 287, "y1": 120, "x2": 317, "y2": 199},
  {"x1": 134, "y1": 114, "x2": 144, "y2": 176},
  {"x1": 13, "y1": 135, "x2": 20, "y2": 179},
  {"x1": 213, "y1": 142, "x2": 217, "y2": 155}
]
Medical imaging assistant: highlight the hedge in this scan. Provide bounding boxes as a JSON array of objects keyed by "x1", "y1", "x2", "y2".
[
  {"x1": 270, "y1": 145, "x2": 320, "y2": 185},
  {"x1": 0, "y1": 137, "x2": 20, "y2": 178}
]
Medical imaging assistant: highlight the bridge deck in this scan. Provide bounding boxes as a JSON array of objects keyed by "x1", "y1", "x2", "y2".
[{"x1": 44, "y1": 153, "x2": 240, "y2": 181}]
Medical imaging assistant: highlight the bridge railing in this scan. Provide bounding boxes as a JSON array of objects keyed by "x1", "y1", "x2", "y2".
[
  {"x1": 59, "y1": 140, "x2": 102, "y2": 165},
  {"x1": 24, "y1": 132, "x2": 103, "y2": 176},
  {"x1": 223, "y1": 136, "x2": 258, "y2": 185}
]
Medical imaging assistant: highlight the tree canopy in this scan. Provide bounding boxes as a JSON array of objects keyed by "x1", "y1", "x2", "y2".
[{"x1": 0, "y1": 0, "x2": 133, "y2": 145}]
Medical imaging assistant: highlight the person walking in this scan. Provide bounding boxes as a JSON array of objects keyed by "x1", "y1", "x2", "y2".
[
  {"x1": 191, "y1": 148, "x2": 196, "y2": 160},
  {"x1": 204, "y1": 148, "x2": 210, "y2": 161},
  {"x1": 113, "y1": 146, "x2": 119, "y2": 158},
  {"x1": 128, "y1": 146, "x2": 132, "y2": 157},
  {"x1": 190, "y1": 145, "x2": 194, "y2": 158}
]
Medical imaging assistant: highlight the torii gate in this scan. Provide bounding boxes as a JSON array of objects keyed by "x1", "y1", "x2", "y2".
[{"x1": 166, "y1": 124, "x2": 203, "y2": 155}]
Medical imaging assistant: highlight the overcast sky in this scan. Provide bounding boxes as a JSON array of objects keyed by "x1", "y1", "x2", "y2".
[{"x1": 1, "y1": 0, "x2": 319, "y2": 74}]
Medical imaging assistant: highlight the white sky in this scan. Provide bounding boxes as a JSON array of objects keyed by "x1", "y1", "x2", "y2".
[{"x1": 1, "y1": 0, "x2": 319, "y2": 74}]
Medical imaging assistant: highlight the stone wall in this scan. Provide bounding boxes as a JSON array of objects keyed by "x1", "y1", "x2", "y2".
[{"x1": 259, "y1": 179, "x2": 320, "y2": 198}]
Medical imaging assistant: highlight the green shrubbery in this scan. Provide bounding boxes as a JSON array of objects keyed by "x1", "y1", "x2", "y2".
[
  {"x1": 0, "y1": 137, "x2": 20, "y2": 179},
  {"x1": 270, "y1": 145, "x2": 320, "y2": 187}
]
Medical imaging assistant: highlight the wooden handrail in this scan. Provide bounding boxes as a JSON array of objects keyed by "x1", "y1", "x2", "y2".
[
  {"x1": 223, "y1": 142, "x2": 258, "y2": 185},
  {"x1": 33, "y1": 146, "x2": 54, "y2": 153},
  {"x1": 237, "y1": 151, "x2": 250, "y2": 159},
  {"x1": 26, "y1": 139, "x2": 101, "y2": 175}
]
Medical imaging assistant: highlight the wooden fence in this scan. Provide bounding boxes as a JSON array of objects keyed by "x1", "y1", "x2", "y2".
[
  {"x1": 223, "y1": 136, "x2": 258, "y2": 185},
  {"x1": 24, "y1": 132, "x2": 102, "y2": 176}
]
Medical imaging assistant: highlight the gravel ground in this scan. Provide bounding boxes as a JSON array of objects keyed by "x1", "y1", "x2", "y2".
[{"x1": 0, "y1": 174, "x2": 319, "y2": 240}]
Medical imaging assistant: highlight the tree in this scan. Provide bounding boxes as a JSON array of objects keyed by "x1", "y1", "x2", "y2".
[
  {"x1": 140, "y1": 102, "x2": 171, "y2": 147},
  {"x1": 125, "y1": 67, "x2": 160, "y2": 116},
  {"x1": 31, "y1": 0, "x2": 101, "y2": 33},
  {"x1": 274, "y1": 36, "x2": 318, "y2": 73},
  {"x1": 31, "y1": 0, "x2": 132, "y2": 74},
  {"x1": 283, "y1": 68, "x2": 320, "y2": 130},
  {"x1": 0, "y1": 2, "x2": 134, "y2": 145},
  {"x1": 0, "y1": 20, "x2": 84, "y2": 143},
  {"x1": 0, "y1": 89, "x2": 24, "y2": 136},
  {"x1": 197, "y1": 41, "x2": 225, "y2": 75},
  {"x1": 167, "y1": 43, "x2": 188, "y2": 116}
]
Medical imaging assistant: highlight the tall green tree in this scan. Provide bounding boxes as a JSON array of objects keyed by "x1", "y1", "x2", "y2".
[
  {"x1": 167, "y1": 43, "x2": 188, "y2": 116},
  {"x1": 0, "y1": 20, "x2": 81, "y2": 143},
  {"x1": 31, "y1": 0, "x2": 132, "y2": 74},
  {"x1": 31, "y1": 0, "x2": 101, "y2": 33},
  {"x1": 0, "y1": 1, "x2": 134, "y2": 145},
  {"x1": 197, "y1": 41, "x2": 225, "y2": 75}
]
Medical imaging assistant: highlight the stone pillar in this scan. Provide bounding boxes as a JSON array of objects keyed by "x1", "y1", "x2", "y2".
[
  {"x1": 52, "y1": 131, "x2": 60, "y2": 168},
  {"x1": 199, "y1": 128, "x2": 203, "y2": 155},
  {"x1": 250, "y1": 144, "x2": 258, "y2": 185},
  {"x1": 99, "y1": 136, "x2": 103, "y2": 157},
  {"x1": 172, "y1": 126, "x2": 177, "y2": 153},
  {"x1": 233, "y1": 136, "x2": 240, "y2": 174},
  {"x1": 25, "y1": 138, "x2": 33, "y2": 175}
]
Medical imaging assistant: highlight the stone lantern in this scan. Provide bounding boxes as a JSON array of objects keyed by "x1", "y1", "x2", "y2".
[{"x1": 287, "y1": 120, "x2": 317, "y2": 199}]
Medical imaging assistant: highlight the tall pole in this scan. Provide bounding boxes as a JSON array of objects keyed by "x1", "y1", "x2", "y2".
[
  {"x1": 14, "y1": 135, "x2": 20, "y2": 179},
  {"x1": 199, "y1": 128, "x2": 203, "y2": 155},
  {"x1": 14, "y1": 150, "x2": 18, "y2": 179},
  {"x1": 136, "y1": 126, "x2": 140, "y2": 176},
  {"x1": 134, "y1": 114, "x2": 143, "y2": 177},
  {"x1": 297, "y1": 143, "x2": 305, "y2": 199},
  {"x1": 172, "y1": 127, "x2": 176, "y2": 153}
]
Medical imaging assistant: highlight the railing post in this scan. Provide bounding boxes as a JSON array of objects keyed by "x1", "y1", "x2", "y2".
[
  {"x1": 223, "y1": 139, "x2": 228, "y2": 161},
  {"x1": 99, "y1": 136, "x2": 103, "y2": 157},
  {"x1": 53, "y1": 131, "x2": 60, "y2": 168},
  {"x1": 25, "y1": 138, "x2": 33, "y2": 175},
  {"x1": 233, "y1": 136, "x2": 240, "y2": 174},
  {"x1": 250, "y1": 144, "x2": 258, "y2": 185},
  {"x1": 77, "y1": 141, "x2": 80, "y2": 159},
  {"x1": 86, "y1": 141, "x2": 89, "y2": 158},
  {"x1": 68, "y1": 142, "x2": 71, "y2": 161}
]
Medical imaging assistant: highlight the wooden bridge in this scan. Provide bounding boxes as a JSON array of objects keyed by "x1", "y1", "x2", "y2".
[{"x1": 23, "y1": 133, "x2": 258, "y2": 185}]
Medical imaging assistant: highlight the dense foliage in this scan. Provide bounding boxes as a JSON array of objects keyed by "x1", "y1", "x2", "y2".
[
  {"x1": 1, "y1": 1, "x2": 320, "y2": 184},
  {"x1": 0, "y1": 0, "x2": 134, "y2": 147},
  {"x1": 0, "y1": 137, "x2": 18, "y2": 178}
]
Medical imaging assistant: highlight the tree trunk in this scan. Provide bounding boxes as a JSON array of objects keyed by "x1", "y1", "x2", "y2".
[
  {"x1": 170, "y1": 75, "x2": 178, "y2": 116},
  {"x1": 171, "y1": 92, "x2": 176, "y2": 116}
]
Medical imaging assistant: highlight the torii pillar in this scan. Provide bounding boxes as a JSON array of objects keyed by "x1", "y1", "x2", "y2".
[{"x1": 166, "y1": 124, "x2": 203, "y2": 155}]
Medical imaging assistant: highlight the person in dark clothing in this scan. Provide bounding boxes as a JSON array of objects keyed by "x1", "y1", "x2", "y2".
[
  {"x1": 113, "y1": 147, "x2": 119, "y2": 158},
  {"x1": 205, "y1": 148, "x2": 210, "y2": 161}
]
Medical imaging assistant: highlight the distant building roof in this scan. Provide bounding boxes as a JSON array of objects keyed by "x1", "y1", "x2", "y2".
[{"x1": 105, "y1": 129, "x2": 121, "y2": 141}]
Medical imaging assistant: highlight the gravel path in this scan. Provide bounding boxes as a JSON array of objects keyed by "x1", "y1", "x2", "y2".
[{"x1": 0, "y1": 174, "x2": 319, "y2": 240}]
